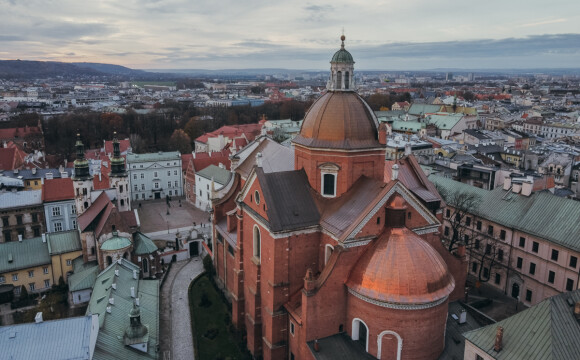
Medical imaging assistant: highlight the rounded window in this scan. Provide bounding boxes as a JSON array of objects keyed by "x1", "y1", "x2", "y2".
[{"x1": 254, "y1": 190, "x2": 260, "y2": 205}]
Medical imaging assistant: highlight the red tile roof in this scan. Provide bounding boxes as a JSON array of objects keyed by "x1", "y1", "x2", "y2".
[
  {"x1": 0, "y1": 143, "x2": 26, "y2": 170},
  {"x1": 192, "y1": 151, "x2": 231, "y2": 171},
  {"x1": 0, "y1": 126, "x2": 42, "y2": 140},
  {"x1": 42, "y1": 178, "x2": 74, "y2": 202},
  {"x1": 104, "y1": 139, "x2": 131, "y2": 155},
  {"x1": 78, "y1": 192, "x2": 110, "y2": 231},
  {"x1": 195, "y1": 124, "x2": 262, "y2": 144},
  {"x1": 93, "y1": 172, "x2": 110, "y2": 190}
]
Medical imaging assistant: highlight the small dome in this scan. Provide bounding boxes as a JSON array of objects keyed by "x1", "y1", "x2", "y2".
[
  {"x1": 331, "y1": 35, "x2": 354, "y2": 63},
  {"x1": 101, "y1": 235, "x2": 132, "y2": 251},
  {"x1": 347, "y1": 228, "x2": 455, "y2": 304},
  {"x1": 292, "y1": 92, "x2": 381, "y2": 150}
]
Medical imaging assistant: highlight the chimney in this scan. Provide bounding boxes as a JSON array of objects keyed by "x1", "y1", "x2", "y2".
[
  {"x1": 106, "y1": 306, "x2": 112, "y2": 314},
  {"x1": 521, "y1": 179, "x2": 533, "y2": 196},
  {"x1": 391, "y1": 164, "x2": 399, "y2": 181},
  {"x1": 304, "y1": 268, "x2": 316, "y2": 292},
  {"x1": 457, "y1": 243, "x2": 466, "y2": 257},
  {"x1": 35, "y1": 312, "x2": 43, "y2": 323},
  {"x1": 503, "y1": 176, "x2": 512, "y2": 190},
  {"x1": 512, "y1": 182, "x2": 521, "y2": 194},
  {"x1": 256, "y1": 152, "x2": 263, "y2": 168},
  {"x1": 32, "y1": 167, "x2": 37, "y2": 174},
  {"x1": 109, "y1": 297, "x2": 115, "y2": 305},
  {"x1": 18, "y1": 234, "x2": 23, "y2": 242},
  {"x1": 135, "y1": 298, "x2": 140, "y2": 306},
  {"x1": 133, "y1": 270, "x2": 138, "y2": 279},
  {"x1": 41, "y1": 234, "x2": 46, "y2": 243},
  {"x1": 494, "y1": 326, "x2": 503, "y2": 352},
  {"x1": 131, "y1": 287, "x2": 136, "y2": 298},
  {"x1": 115, "y1": 269, "x2": 119, "y2": 277},
  {"x1": 112, "y1": 283, "x2": 117, "y2": 290},
  {"x1": 404, "y1": 143, "x2": 412, "y2": 156},
  {"x1": 313, "y1": 339, "x2": 320, "y2": 352},
  {"x1": 574, "y1": 301, "x2": 580, "y2": 320},
  {"x1": 459, "y1": 309, "x2": 467, "y2": 324}
]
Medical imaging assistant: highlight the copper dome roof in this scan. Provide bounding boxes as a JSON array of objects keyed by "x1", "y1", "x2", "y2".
[
  {"x1": 292, "y1": 92, "x2": 382, "y2": 150},
  {"x1": 347, "y1": 227, "x2": 455, "y2": 304}
]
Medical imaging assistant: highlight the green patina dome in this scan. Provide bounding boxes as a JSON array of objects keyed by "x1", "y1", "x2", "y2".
[
  {"x1": 101, "y1": 234, "x2": 132, "y2": 251},
  {"x1": 331, "y1": 35, "x2": 354, "y2": 63}
]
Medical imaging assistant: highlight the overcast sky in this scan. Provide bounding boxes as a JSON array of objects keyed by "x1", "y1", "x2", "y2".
[{"x1": 1, "y1": 0, "x2": 579, "y2": 70}]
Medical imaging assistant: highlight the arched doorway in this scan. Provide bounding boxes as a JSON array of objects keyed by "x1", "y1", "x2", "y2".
[
  {"x1": 351, "y1": 318, "x2": 369, "y2": 352},
  {"x1": 142, "y1": 258, "x2": 149, "y2": 274},
  {"x1": 511, "y1": 283, "x2": 520, "y2": 298},
  {"x1": 189, "y1": 241, "x2": 199, "y2": 257}
]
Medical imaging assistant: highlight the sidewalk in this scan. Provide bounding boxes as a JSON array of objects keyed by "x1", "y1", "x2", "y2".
[{"x1": 159, "y1": 257, "x2": 204, "y2": 360}]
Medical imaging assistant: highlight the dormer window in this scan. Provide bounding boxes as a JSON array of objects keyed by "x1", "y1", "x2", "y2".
[
  {"x1": 319, "y1": 162, "x2": 340, "y2": 198},
  {"x1": 322, "y1": 173, "x2": 336, "y2": 197}
]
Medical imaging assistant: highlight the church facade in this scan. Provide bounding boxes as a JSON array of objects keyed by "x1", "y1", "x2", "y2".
[{"x1": 211, "y1": 37, "x2": 467, "y2": 360}]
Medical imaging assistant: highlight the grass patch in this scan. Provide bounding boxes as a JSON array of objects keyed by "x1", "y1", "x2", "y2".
[{"x1": 189, "y1": 274, "x2": 249, "y2": 360}]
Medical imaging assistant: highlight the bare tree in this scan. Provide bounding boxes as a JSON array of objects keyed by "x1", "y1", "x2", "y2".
[{"x1": 436, "y1": 185, "x2": 482, "y2": 251}]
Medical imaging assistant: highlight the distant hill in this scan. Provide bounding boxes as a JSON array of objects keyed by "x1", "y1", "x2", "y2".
[
  {"x1": 0, "y1": 60, "x2": 151, "y2": 79},
  {"x1": 72, "y1": 62, "x2": 147, "y2": 76}
]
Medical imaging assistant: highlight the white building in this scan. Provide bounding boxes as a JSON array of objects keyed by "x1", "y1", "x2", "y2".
[
  {"x1": 127, "y1": 151, "x2": 183, "y2": 201},
  {"x1": 194, "y1": 164, "x2": 231, "y2": 211}
]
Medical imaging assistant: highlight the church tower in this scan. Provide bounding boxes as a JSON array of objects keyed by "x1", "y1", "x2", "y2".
[
  {"x1": 72, "y1": 134, "x2": 93, "y2": 215},
  {"x1": 109, "y1": 132, "x2": 131, "y2": 212},
  {"x1": 293, "y1": 36, "x2": 385, "y2": 198}
]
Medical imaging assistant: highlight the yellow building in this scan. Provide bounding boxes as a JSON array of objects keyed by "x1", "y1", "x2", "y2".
[
  {"x1": 0, "y1": 230, "x2": 82, "y2": 295},
  {"x1": 46, "y1": 231, "x2": 83, "y2": 283}
]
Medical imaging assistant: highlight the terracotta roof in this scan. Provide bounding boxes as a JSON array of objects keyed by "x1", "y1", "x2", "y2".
[
  {"x1": 78, "y1": 192, "x2": 111, "y2": 231},
  {"x1": 293, "y1": 92, "x2": 382, "y2": 150},
  {"x1": 93, "y1": 172, "x2": 110, "y2": 190},
  {"x1": 192, "y1": 151, "x2": 231, "y2": 172},
  {"x1": 42, "y1": 178, "x2": 74, "y2": 202},
  {"x1": 195, "y1": 124, "x2": 262, "y2": 144},
  {"x1": 181, "y1": 153, "x2": 193, "y2": 171},
  {"x1": 347, "y1": 227, "x2": 455, "y2": 304},
  {"x1": 385, "y1": 155, "x2": 443, "y2": 206},
  {"x1": 0, "y1": 126, "x2": 42, "y2": 140},
  {"x1": 0, "y1": 145, "x2": 26, "y2": 170}
]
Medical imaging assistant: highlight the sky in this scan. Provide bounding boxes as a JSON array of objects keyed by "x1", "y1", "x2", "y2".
[{"x1": 1, "y1": 0, "x2": 579, "y2": 70}]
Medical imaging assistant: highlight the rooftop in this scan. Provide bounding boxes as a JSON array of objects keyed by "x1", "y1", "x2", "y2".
[
  {"x1": 126, "y1": 151, "x2": 181, "y2": 164},
  {"x1": 0, "y1": 236, "x2": 51, "y2": 273},
  {"x1": 0, "y1": 189, "x2": 43, "y2": 209},
  {"x1": 0, "y1": 315, "x2": 98, "y2": 360}
]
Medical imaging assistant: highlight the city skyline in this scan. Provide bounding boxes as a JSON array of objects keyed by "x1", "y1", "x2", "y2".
[{"x1": 1, "y1": 0, "x2": 579, "y2": 70}]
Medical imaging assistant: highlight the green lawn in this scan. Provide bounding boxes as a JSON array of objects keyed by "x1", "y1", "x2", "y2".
[{"x1": 189, "y1": 274, "x2": 249, "y2": 360}]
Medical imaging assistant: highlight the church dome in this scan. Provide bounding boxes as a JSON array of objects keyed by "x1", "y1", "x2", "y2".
[
  {"x1": 331, "y1": 35, "x2": 354, "y2": 63},
  {"x1": 347, "y1": 227, "x2": 455, "y2": 305},
  {"x1": 292, "y1": 91, "x2": 382, "y2": 150}
]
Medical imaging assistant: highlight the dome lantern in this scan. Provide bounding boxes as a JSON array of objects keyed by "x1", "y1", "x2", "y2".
[{"x1": 327, "y1": 35, "x2": 355, "y2": 91}]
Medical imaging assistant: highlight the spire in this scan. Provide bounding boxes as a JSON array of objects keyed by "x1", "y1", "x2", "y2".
[
  {"x1": 72, "y1": 133, "x2": 91, "y2": 181},
  {"x1": 124, "y1": 301, "x2": 149, "y2": 350}
]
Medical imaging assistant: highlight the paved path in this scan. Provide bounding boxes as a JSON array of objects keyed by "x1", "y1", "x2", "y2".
[{"x1": 159, "y1": 257, "x2": 204, "y2": 360}]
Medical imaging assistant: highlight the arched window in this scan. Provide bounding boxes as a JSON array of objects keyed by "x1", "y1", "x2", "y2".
[
  {"x1": 377, "y1": 330, "x2": 403, "y2": 360},
  {"x1": 142, "y1": 258, "x2": 149, "y2": 273},
  {"x1": 253, "y1": 225, "x2": 261, "y2": 261},
  {"x1": 120, "y1": 199, "x2": 125, "y2": 206},
  {"x1": 352, "y1": 318, "x2": 369, "y2": 352},
  {"x1": 336, "y1": 71, "x2": 342, "y2": 89},
  {"x1": 344, "y1": 71, "x2": 350, "y2": 89},
  {"x1": 322, "y1": 173, "x2": 336, "y2": 197},
  {"x1": 106, "y1": 256, "x2": 112, "y2": 266}
]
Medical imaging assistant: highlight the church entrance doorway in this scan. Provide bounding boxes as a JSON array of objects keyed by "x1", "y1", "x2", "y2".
[
  {"x1": 190, "y1": 242, "x2": 199, "y2": 257},
  {"x1": 154, "y1": 192, "x2": 161, "y2": 199}
]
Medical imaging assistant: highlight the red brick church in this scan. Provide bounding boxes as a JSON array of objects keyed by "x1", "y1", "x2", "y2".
[{"x1": 211, "y1": 36, "x2": 467, "y2": 360}]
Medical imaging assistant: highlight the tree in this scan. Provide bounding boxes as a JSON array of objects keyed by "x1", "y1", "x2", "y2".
[
  {"x1": 435, "y1": 185, "x2": 482, "y2": 252},
  {"x1": 437, "y1": 185, "x2": 505, "y2": 283},
  {"x1": 169, "y1": 129, "x2": 192, "y2": 154}
]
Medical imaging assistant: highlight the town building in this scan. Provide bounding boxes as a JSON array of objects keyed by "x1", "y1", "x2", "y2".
[
  {"x1": 194, "y1": 124, "x2": 262, "y2": 153},
  {"x1": 210, "y1": 37, "x2": 466, "y2": 360},
  {"x1": 85, "y1": 258, "x2": 159, "y2": 359},
  {"x1": 463, "y1": 289, "x2": 580, "y2": 360},
  {"x1": 0, "y1": 314, "x2": 99, "y2": 360},
  {"x1": 42, "y1": 177, "x2": 78, "y2": 233},
  {"x1": 127, "y1": 151, "x2": 183, "y2": 201},
  {"x1": 183, "y1": 149, "x2": 230, "y2": 206},
  {"x1": 0, "y1": 189, "x2": 44, "y2": 242},
  {"x1": 194, "y1": 164, "x2": 231, "y2": 211},
  {"x1": 432, "y1": 175, "x2": 580, "y2": 307}
]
